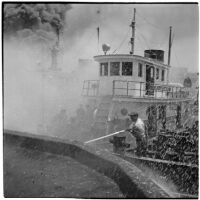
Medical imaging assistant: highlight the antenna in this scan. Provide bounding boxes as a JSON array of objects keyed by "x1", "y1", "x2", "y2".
[
  {"x1": 97, "y1": 27, "x2": 100, "y2": 53},
  {"x1": 96, "y1": 7, "x2": 101, "y2": 54},
  {"x1": 168, "y1": 26, "x2": 172, "y2": 66},
  {"x1": 130, "y1": 8, "x2": 136, "y2": 55}
]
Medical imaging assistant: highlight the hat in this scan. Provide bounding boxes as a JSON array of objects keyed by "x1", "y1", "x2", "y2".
[{"x1": 128, "y1": 112, "x2": 138, "y2": 116}]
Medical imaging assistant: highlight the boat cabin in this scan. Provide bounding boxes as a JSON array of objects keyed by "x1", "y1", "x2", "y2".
[
  {"x1": 82, "y1": 49, "x2": 190, "y2": 101},
  {"x1": 94, "y1": 51, "x2": 169, "y2": 97}
]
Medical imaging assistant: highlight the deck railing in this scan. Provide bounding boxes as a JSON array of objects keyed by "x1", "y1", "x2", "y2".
[
  {"x1": 82, "y1": 80, "x2": 190, "y2": 99},
  {"x1": 82, "y1": 80, "x2": 99, "y2": 97},
  {"x1": 113, "y1": 80, "x2": 190, "y2": 99}
]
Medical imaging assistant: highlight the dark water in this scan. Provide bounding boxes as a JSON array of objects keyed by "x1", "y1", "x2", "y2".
[{"x1": 4, "y1": 141, "x2": 124, "y2": 198}]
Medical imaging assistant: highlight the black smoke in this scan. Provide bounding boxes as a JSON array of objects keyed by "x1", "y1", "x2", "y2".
[{"x1": 4, "y1": 3, "x2": 71, "y2": 40}]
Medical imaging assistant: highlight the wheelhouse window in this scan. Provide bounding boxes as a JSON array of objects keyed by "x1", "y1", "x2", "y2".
[
  {"x1": 122, "y1": 62, "x2": 132, "y2": 76},
  {"x1": 138, "y1": 63, "x2": 143, "y2": 77},
  {"x1": 110, "y1": 62, "x2": 120, "y2": 76},
  {"x1": 100, "y1": 63, "x2": 108, "y2": 76},
  {"x1": 156, "y1": 68, "x2": 159, "y2": 80},
  {"x1": 161, "y1": 69, "x2": 165, "y2": 81}
]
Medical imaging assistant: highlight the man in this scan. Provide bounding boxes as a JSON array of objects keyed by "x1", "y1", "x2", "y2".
[{"x1": 126, "y1": 112, "x2": 147, "y2": 156}]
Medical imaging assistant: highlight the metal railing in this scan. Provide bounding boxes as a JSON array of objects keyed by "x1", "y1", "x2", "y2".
[
  {"x1": 82, "y1": 80, "x2": 99, "y2": 97},
  {"x1": 113, "y1": 80, "x2": 145, "y2": 97},
  {"x1": 82, "y1": 79, "x2": 190, "y2": 99},
  {"x1": 113, "y1": 80, "x2": 190, "y2": 99}
]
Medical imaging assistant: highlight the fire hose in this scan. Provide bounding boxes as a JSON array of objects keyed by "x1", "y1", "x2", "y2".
[{"x1": 84, "y1": 130, "x2": 125, "y2": 144}]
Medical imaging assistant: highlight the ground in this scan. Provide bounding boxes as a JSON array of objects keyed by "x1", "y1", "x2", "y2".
[{"x1": 4, "y1": 141, "x2": 124, "y2": 198}]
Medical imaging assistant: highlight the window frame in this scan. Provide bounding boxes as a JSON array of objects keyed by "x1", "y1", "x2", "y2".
[
  {"x1": 138, "y1": 63, "x2": 143, "y2": 77},
  {"x1": 100, "y1": 62, "x2": 108, "y2": 76},
  {"x1": 110, "y1": 62, "x2": 120, "y2": 76},
  {"x1": 122, "y1": 62, "x2": 133, "y2": 76}
]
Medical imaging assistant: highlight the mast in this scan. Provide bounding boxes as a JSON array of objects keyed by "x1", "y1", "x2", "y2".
[
  {"x1": 130, "y1": 8, "x2": 136, "y2": 55},
  {"x1": 168, "y1": 26, "x2": 172, "y2": 66}
]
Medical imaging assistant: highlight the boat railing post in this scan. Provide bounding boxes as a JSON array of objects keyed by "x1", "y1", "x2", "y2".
[
  {"x1": 180, "y1": 87, "x2": 182, "y2": 98},
  {"x1": 175, "y1": 87, "x2": 177, "y2": 98},
  {"x1": 82, "y1": 80, "x2": 85, "y2": 96},
  {"x1": 93, "y1": 81, "x2": 95, "y2": 96},
  {"x1": 155, "y1": 85, "x2": 157, "y2": 98},
  {"x1": 113, "y1": 80, "x2": 115, "y2": 96},
  {"x1": 87, "y1": 81, "x2": 90, "y2": 96},
  {"x1": 166, "y1": 86, "x2": 168, "y2": 99},
  {"x1": 140, "y1": 82, "x2": 142, "y2": 97},
  {"x1": 97, "y1": 80, "x2": 100, "y2": 96},
  {"x1": 127, "y1": 81, "x2": 129, "y2": 96}
]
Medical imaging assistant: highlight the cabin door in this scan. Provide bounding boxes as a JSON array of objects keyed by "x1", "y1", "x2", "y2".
[{"x1": 146, "y1": 65, "x2": 155, "y2": 95}]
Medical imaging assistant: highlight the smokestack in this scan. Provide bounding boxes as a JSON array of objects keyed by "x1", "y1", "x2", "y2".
[{"x1": 50, "y1": 42, "x2": 60, "y2": 70}]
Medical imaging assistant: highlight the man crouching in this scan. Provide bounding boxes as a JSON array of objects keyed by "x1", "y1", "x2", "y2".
[{"x1": 126, "y1": 112, "x2": 147, "y2": 156}]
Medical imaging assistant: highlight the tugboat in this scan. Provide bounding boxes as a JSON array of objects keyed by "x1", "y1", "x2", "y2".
[
  {"x1": 82, "y1": 8, "x2": 198, "y2": 197},
  {"x1": 82, "y1": 8, "x2": 193, "y2": 138}
]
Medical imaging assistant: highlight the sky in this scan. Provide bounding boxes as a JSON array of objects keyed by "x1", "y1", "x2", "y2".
[{"x1": 64, "y1": 3, "x2": 199, "y2": 72}]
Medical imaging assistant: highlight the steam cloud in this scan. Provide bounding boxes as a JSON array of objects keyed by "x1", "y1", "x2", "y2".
[{"x1": 3, "y1": 3, "x2": 98, "y2": 136}]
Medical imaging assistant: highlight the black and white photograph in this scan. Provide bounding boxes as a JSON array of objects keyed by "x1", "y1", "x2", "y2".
[{"x1": 3, "y1": 2, "x2": 199, "y2": 198}]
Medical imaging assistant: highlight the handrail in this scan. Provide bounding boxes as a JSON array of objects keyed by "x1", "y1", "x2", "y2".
[
  {"x1": 82, "y1": 79, "x2": 190, "y2": 99},
  {"x1": 113, "y1": 80, "x2": 190, "y2": 99},
  {"x1": 82, "y1": 80, "x2": 99, "y2": 97}
]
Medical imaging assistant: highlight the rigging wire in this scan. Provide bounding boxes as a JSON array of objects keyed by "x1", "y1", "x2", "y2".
[
  {"x1": 157, "y1": 33, "x2": 169, "y2": 50},
  {"x1": 112, "y1": 28, "x2": 130, "y2": 54},
  {"x1": 137, "y1": 10, "x2": 168, "y2": 31},
  {"x1": 173, "y1": 45, "x2": 180, "y2": 67},
  {"x1": 136, "y1": 10, "x2": 171, "y2": 51},
  {"x1": 136, "y1": 25, "x2": 151, "y2": 50},
  {"x1": 75, "y1": 29, "x2": 97, "y2": 57},
  {"x1": 135, "y1": 36, "x2": 147, "y2": 52},
  {"x1": 136, "y1": 23, "x2": 170, "y2": 53},
  {"x1": 169, "y1": 32, "x2": 181, "y2": 68}
]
